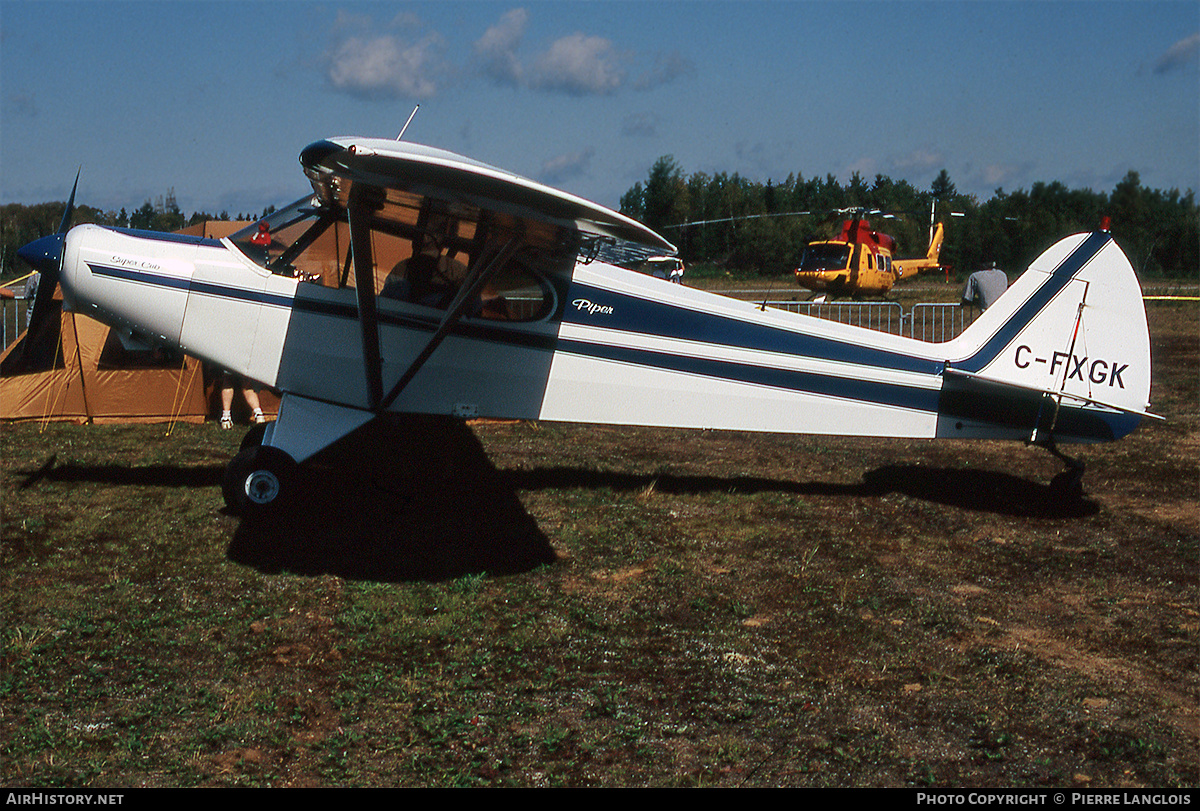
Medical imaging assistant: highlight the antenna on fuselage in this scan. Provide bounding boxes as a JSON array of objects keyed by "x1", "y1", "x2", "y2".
[{"x1": 397, "y1": 105, "x2": 420, "y2": 140}]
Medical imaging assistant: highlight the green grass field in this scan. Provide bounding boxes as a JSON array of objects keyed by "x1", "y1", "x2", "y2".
[{"x1": 3, "y1": 302, "x2": 1196, "y2": 788}]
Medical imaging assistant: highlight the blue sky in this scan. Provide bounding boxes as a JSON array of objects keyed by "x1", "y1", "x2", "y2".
[{"x1": 2, "y1": 1, "x2": 1197, "y2": 219}]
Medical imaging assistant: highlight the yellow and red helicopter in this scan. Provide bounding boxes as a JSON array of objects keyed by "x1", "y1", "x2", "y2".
[
  {"x1": 665, "y1": 205, "x2": 948, "y2": 299},
  {"x1": 794, "y1": 209, "x2": 945, "y2": 299}
]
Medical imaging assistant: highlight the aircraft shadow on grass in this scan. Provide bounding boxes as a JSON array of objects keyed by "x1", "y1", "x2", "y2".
[
  {"x1": 17, "y1": 418, "x2": 1096, "y2": 583},
  {"x1": 18, "y1": 454, "x2": 224, "y2": 489},
  {"x1": 502, "y1": 463, "x2": 1098, "y2": 519}
]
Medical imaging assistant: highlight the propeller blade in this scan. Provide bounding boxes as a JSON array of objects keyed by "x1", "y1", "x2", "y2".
[
  {"x1": 58, "y1": 169, "x2": 80, "y2": 234},
  {"x1": 17, "y1": 170, "x2": 79, "y2": 363}
]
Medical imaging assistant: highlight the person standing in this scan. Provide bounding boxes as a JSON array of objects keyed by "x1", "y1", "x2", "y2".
[
  {"x1": 961, "y1": 263, "x2": 1008, "y2": 310},
  {"x1": 219, "y1": 370, "x2": 265, "y2": 429},
  {"x1": 24, "y1": 271, "x2": 39, "y2": 328}
]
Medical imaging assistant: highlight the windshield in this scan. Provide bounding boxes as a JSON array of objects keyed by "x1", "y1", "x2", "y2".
[
  {"x1": 229, "y1": 196, "x2": 342, "y2": 284},
  {"x1": 798, "y1": 243, "x2": 850, "y2": 272}
]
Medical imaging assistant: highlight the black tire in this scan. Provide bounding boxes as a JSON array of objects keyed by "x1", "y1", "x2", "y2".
[
  {"x1": 222, "y1": 445, "x2": 296, "y2": 516},
  {"x1": 240, "y1": 421, "x2": 268, "y2": 451}
]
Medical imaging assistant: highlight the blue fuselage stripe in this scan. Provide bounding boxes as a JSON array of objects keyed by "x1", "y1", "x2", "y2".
[
  {"x1": 555, "y1": 282, "x2": 948, "y2": 411},
  {"x1": 89, "y1": 263, "x2": 298, "y2": 308},
  {"x1": 556, "y1": 336, "x2": 940, "y2": 412},
  {"x1": 563, "y1": 281, "x2": 943, "y2": 376},
  {"x1": 87, "y1": 261, "x2": 941, "y2": 412}
]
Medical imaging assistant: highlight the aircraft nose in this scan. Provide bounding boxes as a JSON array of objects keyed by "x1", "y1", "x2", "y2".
[{"x1": 17, "y1": 233, "x2": 65, "y2": 276}]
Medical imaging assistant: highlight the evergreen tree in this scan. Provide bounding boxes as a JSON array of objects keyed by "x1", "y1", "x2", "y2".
[
  {"x1": 616, "y1": 156, "x2": 1197, "y2": 278},
  {"x1": 641, "y1": 156, "x2": 686, "y2": 232},
  {"x1": 931, "y1": 169, "x2": 956, "y2": 199}
]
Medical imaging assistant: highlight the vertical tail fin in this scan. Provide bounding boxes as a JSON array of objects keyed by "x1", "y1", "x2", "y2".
[
  {"x1": 894, "y1": 222, "x2": 945, "y2": 277},
  {"x1": 939, "y1": 232, "x2": 1153, "y2": 442},
  {"x1": 926, "y1": 222, "x2": 944, "y2": 262}
]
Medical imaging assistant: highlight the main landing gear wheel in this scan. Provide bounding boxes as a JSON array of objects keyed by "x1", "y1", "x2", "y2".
[
  {"x1": 240, "y1": 421, "x2": 268, "y2": 451},
  {"x1": 222, "y1": 445, "x2": 296, "y2": 516}
]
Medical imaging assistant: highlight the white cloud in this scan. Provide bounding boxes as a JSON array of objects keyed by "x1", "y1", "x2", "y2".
[
  {"x1": 528, "y1": 33, "x2": 626, "y2": 96},
  {"x1": 326, "y1": 33, "x2": 444, "y2": 99},
  {"x1": 890, "y1": 149, "x2": 946, "y2": 174},
  {"x1": 960, "y1": 160, "x2": 1036, "y2": 196},
  {"x1": 621, "y1": 112, "x2": 659, "y2": 137},
  {"x1": 981, "y1": 163, "x2": 1022, "y2": 188},
  {"x1": 324, "y1": 12, "x2": 446, "y2": 100},
  {"x1": 540, "y1": 147, "x2": 595, "y2": 184},
  {"x1": 324, "y1": 8, "x2": 691, "y2": 102},
  {"x1": 634, "y1": 51, "x2": 695, "y2": 90},
  {"x1": 474, "y1": 7, "x2": 528, "y2": 85},
  {"x1": 1154, "y1": 32, "x2": 1200, "y2": 75},
  {"x1": 844, "y1": 157, "x2": 878, "y2": 180}
]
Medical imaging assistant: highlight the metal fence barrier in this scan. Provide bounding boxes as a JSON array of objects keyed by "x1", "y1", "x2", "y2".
[
  {"x1": 765, "y1": 300, "x2": 906, "y2": 335},
  {"x1": 908, "y1": 302, "x2": 977, "y2": 343},
  {"x1": 763, "y1": 300, "x2": 979, "y2": 342},
  {"x1": 2, "y1": 298, "x2": 30, "y2": 353}
]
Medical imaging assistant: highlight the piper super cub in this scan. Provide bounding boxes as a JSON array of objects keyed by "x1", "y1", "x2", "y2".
[{"x1": 18, "y1": 136, "x2": 1156, "y2": 517}]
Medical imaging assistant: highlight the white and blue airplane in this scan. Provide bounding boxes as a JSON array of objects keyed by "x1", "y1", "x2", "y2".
[{"x1": 18, "y1": 137, "x2": 1156, "y2": 516}]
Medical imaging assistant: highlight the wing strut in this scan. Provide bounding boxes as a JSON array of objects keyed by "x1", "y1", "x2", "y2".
[
  {"x1": 379, "y1": 237, "x2": 522, "y2": 411},
  {"x1": 348, "y1": 189, "x2": 384, "y2": 409}
]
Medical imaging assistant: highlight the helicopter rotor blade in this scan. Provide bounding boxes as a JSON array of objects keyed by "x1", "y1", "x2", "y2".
[{"x1": 662, "y1": 210, "x2": 813, "y2": 229}]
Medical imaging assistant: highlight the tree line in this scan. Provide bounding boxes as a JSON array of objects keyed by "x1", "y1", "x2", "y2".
[
  {"x1": 3, "y1": 171, "x2": 1196, "y2": 282},
  {"x1": 619, "y1": 158, "x2": 1198, "y2": 279}
]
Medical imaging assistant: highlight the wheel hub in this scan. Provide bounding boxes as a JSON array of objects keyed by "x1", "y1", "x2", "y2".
[{"x1": 245, "y1": 470, "x2": 281, "y2": 504}]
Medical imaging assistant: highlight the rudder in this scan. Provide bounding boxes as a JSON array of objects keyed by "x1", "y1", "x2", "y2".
[{"x1": 937, "y1": 232, "x2": 1152, "y2": 443}]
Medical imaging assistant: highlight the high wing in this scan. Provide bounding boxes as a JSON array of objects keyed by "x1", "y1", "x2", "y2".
[{"x1": 299, "y1": 138, "x2": 675, "y2": 252}]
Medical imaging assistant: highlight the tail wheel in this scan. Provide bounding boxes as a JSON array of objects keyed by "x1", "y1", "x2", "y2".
[
  {"x1": 222, "y1": 445, "x2": 296, "y2": 516},
  {"x1": 1049, "y1": 467, "x2": 1085, "y2": 504}
]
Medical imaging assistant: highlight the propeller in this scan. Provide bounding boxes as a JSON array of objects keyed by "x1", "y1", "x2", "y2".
[{"x1": 17, "y1": 170, "x2": 78, "y2": 361}]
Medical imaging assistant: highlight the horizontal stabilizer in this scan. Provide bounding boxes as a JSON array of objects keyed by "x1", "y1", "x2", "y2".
[{"x1": 942, "y1": 365, "x2": 1163, "y2": 420}]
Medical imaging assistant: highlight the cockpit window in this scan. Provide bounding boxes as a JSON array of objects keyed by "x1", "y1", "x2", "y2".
[
  {"x1": 377, "y1": 245, "x2": 555, "y2": 321},
  {"x1": 799, "y1": 243, "x2": 850, "y2": 272},
  {"x1": 475, "y1": 249, "x2": 556, "y2": 321},
  {"x1": 228, "y1": 195, "x2": 558, "y2": 322}
]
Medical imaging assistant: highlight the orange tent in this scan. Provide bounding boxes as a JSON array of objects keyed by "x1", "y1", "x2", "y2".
[
  {"x1": 174, "y1": 220, "x2": 251, "y2": 240},
  {"x1": 0, "y1": 295, "x2": 208, "y2": 425}
]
